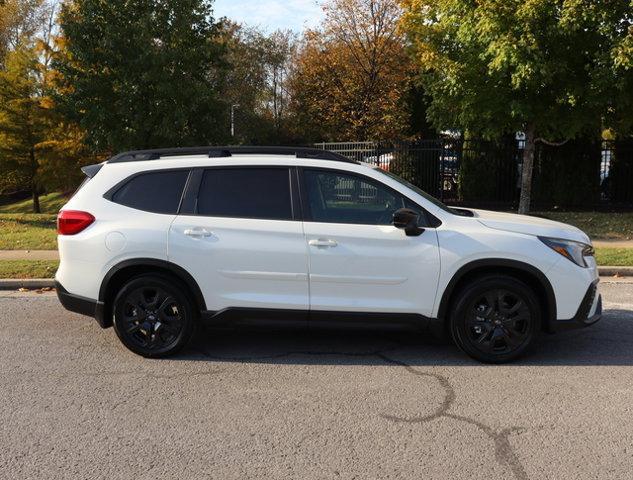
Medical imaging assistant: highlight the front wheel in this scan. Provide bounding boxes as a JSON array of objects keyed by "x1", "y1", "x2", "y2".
[
  {"x1": 449, "y1": 276, "x2": 540, "y2": 363},
  {"x1": 112, "y1": 275, "x2": 195, "y2": 357}
]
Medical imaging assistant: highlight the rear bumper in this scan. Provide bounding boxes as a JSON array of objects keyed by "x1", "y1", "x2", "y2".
[
  {"x1": 550, "y1": 279, "x2": 602, "y2": 331},
  {"x1": 55, "y1": 281, "x2": 107, "y2": 328}
]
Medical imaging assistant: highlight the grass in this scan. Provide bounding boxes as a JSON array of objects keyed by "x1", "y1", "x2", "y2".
[
  {"x1": 594, "y1": 247, "x2": 633, "y2": 267},
  {"x1": 532, "y1": 211, "x2": 633, "y2": 240},
  {"x1": 0, "y1": 260, "x2": 59, "y2": 279},
  {"x1": 0, "y1": 192, "x2": 68, "y2": 214},
  {"x1": 0, "y1": 214, "x2": 58, "y2": 250}
]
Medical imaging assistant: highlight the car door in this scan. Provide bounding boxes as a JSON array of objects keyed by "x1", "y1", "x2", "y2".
[
  {"x1": 300, "y1": 167, "x2": 441, "y2": 317},
  {"x1": 168, "y1": 166, "x2": 309, "y2": 315}
]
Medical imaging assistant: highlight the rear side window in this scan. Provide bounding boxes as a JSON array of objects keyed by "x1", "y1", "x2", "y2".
[
  {"x1": 197, "y1": 168, "x2": 292, "y2": 220},
  {"x1": 111, "y1": 170, "x2": 189, "y2": 214}
]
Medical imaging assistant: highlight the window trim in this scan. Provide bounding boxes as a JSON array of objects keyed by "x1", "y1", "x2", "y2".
[
  {"x1": 103, "y1": 167, "x2": 193, "y2": 215},
  {"x1": 297, "y1": 166, "x2": 436, "y2": 228},
  {"x1": 179, "y1": 165, "x2": 298, "y2": 222}
]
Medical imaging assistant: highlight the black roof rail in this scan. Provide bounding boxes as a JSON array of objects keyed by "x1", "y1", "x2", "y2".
[{"x1": 107, "y1": 146, "x2": 356, "y2": 164}]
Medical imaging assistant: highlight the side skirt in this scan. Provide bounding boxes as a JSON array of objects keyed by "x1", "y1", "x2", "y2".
[{"x1": 200, "y1": 307, "x2": 441, "y2": 333}]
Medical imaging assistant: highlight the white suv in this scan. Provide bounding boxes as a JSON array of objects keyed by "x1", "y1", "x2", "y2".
[{"x1": 55, "y1": 146, "x2": 601, "y2": 363}]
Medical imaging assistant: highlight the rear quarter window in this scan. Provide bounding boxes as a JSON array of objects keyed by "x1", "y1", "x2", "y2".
[{"x1": 109, "y1": 170, "x2": 189, "y2": 214}]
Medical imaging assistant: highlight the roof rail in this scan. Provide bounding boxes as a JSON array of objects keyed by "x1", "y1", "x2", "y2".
[{"x1": 107, "y1": 146, "x2": 356, "y2": 164}]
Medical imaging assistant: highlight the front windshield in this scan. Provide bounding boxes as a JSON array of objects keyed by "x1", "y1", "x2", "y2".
[{"x1": 376, "y1": 168, "x2": 455, "y2": 214}]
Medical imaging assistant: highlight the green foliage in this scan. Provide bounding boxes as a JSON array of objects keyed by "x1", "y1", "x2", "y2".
[
  {"x1": 400, "y1": 0, "x2": 632, "y2": 212},
  {"x1": 54, "y1": 0, "x2": 230, "y2": 152},
  {"x1": 400, "y1": 0, "x2": 631, "y2": 140}
]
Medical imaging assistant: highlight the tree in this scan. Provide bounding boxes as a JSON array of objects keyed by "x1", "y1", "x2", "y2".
[
  {"x1": 0, "y1": 0, "x2": 49, "y2": 67},
  {"x1": 220, "y1": 23, "x2": 298, "y2": 144},
  {"x1": 400, "y1": 0, "x2": 633, "y2": 213},
  {"x1": 0, "y1": 2, "x2": 93, "y2": 212},
  {"x1": 0, "y1": 46, "x2": 51, "y2": 212},
  {"x1": 54, "y1": 0, "x2": 229, "y2": 152},
  {"x1": 289, "y1": 0, "x2": 412, "y2": 142}
]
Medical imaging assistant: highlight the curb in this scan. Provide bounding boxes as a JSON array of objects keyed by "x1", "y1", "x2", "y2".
[
  {"x1": 0, "y1": 279, "x2": 55, "y2": 290},
  {"x1": 1, "y1": 267, "x2": 633, "y2": 290},
  {"x1": 597, "y1": 266, "x2": 633, "y2": 277}
]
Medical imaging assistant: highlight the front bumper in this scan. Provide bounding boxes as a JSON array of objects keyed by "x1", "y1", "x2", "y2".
[
  {"x1": 551, "y1": 279, "x2": 602, "y2": 331},
  {"x1": 56, "y1": 281, "x2": 107, "y2": 327}
]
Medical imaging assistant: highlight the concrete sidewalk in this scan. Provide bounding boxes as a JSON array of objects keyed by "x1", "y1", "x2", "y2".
[
  {"x1": 0, "y1": 250, "x2": 59, "y2": 260},
  {"x1": 593, "y1": 239, "x2": 633, "y2": 248}
]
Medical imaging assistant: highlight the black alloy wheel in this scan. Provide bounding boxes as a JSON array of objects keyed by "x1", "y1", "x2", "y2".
[
  {"x1": 450, "y1": 276, "x2": 540, "y2": 363},
  {"x1": 113, "y1": 275, "x2": 195, "y2": 357}
]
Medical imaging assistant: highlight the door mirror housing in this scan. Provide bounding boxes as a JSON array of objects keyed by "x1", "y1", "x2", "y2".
[{"x1": 393, "y1": 208, "x2": 425, "y2": 236}]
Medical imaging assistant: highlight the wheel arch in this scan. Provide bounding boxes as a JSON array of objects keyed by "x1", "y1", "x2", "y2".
[
  {"x1": 437, "y1": 259, "x2": 557, "y2": 332},
  {"x1": 97, "y1": 258, "x2": 206, "y2": 328}
]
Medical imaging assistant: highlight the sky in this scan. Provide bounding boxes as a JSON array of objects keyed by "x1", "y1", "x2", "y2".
[{"x1": 213, "y1": 0, "x2": 324, "y2": 32}]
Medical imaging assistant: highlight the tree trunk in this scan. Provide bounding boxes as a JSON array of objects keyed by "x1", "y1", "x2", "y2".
[
  {"x1": 31, "y1": 186, "x2": 40, "y2": 214},
  {"x1": 518, "y1": 124, "x2": 536, "y2": 214},
  {"x1": 29, "y1": 148, "x2": 40, "y2": 214}
]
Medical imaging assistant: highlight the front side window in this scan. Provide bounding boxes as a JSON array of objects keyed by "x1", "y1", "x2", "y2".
[
  {"x1": 197, "y1": 168, "x2": 292, "y2": 220},
  {"x1": 111, "y1": 170, "x2": 189, "y2": 214},
  {"x1": 303, "y1": 169, "x2": 422, "y2": 225}
]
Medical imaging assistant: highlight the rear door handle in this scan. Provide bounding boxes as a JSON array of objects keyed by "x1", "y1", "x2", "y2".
[
  {"x1": 184, "y1": 227, "x2": 213, "y2": 238},
  {"x1": 309, "y1": 238, "x2": 338, "y2": 248}
]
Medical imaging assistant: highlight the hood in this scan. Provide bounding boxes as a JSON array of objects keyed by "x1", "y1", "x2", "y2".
[{"x1": 469, "y1": 209, "x2": 591, "y2": 245}]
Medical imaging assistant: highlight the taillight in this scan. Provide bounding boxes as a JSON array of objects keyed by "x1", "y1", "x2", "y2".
[{"x1": 57, "y1": 210, "x2": 95, "y2": 235}]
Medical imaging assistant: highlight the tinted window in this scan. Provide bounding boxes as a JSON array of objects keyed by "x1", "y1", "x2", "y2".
[
  {"x1": 304, "y1": 169, "x2": 422, "y2": 225},
  {"x1": 111, "y1": 170, "x2": 189, "y2": 214},
  {"x1": 197, "y1": 168, "x2": 292, "y2": 220}
]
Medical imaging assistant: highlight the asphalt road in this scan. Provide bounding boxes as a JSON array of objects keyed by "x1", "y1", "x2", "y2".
[{"x1": 1, "y1": 280, "x2": 633, "y2": 480}]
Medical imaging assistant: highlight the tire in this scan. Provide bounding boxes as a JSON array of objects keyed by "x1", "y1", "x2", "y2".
[
  {"x1": 449, "y1": 275, "x2": 540, "y2": 363},
  {"x1": 112, "y1": 274, "x2": 196, "y2": 358}
]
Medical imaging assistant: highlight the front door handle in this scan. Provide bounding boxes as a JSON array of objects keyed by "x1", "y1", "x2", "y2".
[
  {"x1": 184, "y1": 227, "x2": 213, "y2": 238},
  {"x1": 309, "y1": 238, "x2": 338, "y2": 248}
]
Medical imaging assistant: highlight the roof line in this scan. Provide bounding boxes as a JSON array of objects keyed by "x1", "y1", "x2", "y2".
[{"x1": 107, "y1": 146, "x2": 356, "y2": 164}]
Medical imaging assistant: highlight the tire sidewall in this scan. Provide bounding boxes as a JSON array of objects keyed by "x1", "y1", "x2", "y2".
[
  {"x1": 112, "y1": 275, "x2": 195, "y2": 358},
  {"x1": 450, "y1": 276, "x2": 541, "y2": 363}
]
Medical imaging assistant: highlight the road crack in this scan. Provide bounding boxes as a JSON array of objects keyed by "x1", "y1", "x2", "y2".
[{"x1": 195, "y1": 344, "x2": 529, "y2": 479}]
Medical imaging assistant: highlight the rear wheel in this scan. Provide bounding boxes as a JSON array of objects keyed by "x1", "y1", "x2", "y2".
[
  {"x1": 449, "y1": 276, "x2": 540, "y2": 363},
  {"x1": 112, "y1": 275, "x2": 195, "y2": 357}
]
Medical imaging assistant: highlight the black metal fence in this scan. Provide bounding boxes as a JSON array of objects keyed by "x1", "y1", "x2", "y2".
[{"x1": 314, "y1": 139, "x2": 633, "y2": 209}]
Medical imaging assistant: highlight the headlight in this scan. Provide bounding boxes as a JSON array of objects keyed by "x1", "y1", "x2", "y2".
[{"x1": 539, "y1": 237, "x2": 594, "y2": 267}]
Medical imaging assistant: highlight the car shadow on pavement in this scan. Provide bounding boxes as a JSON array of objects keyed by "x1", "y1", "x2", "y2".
[{"x1": 177, "y1": 308, "x2": 633, "y2": 367}]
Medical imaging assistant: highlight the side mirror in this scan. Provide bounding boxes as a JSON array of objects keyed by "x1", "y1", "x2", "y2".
[{"x1": 393, "y1": 208, "x2": 425, "y2": 236}]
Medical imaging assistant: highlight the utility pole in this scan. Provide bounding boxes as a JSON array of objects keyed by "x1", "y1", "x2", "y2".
[{"x1": 231, "y1": 104, "x2": 239, "y2": 138}]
